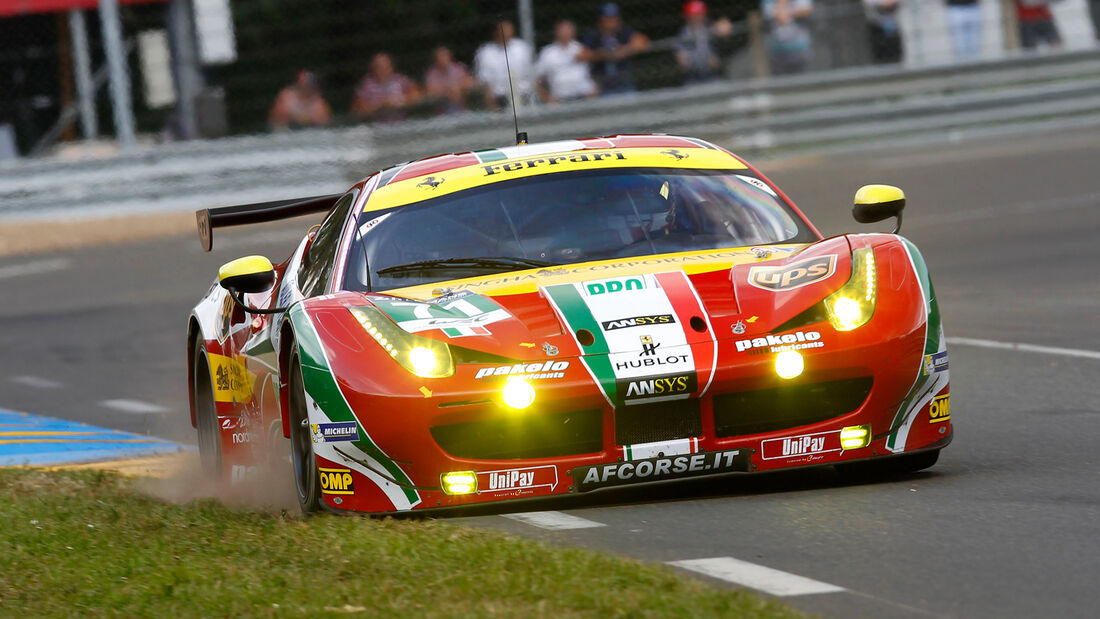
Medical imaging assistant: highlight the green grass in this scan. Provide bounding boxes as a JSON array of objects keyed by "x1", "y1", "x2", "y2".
[{"x1": 0, "y1": 468, "x2": 803, "y2": 618}]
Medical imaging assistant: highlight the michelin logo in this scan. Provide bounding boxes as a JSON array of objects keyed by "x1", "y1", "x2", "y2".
[{"x1": 311, "y1": 422, "x2": 358, "y2": 443}]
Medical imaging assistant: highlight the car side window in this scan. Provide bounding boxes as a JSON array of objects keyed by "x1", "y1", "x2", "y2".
[{"x1": 298, "y1": 192, "x2": 356, "y2": 298}]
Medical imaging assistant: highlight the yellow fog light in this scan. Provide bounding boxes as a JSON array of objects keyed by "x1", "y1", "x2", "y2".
[
  {"x1": 840, "y1": 425, "x2": 871, "y2": 450},
  {"x1": 441, "y1": 471, "x2": 477, "y2": 495},
  {"x1": 774, "y1": 350, "x2": 804, "y2": 380},
  {"x1": 501, "y1": 377, "x2": 536, "y2": 409},
  {"x1": 408, "y1": 347, "x2": 438, "y2": 376}
]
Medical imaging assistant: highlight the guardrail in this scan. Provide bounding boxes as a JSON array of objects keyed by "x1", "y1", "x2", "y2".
[{"x1": 3, "y1": 49, "x2": 1100, "y2": 220}]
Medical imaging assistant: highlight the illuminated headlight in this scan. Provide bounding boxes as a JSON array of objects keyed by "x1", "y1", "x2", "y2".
[
  {"x1": 774, "y1": 350, "x2": 804, "y2": 379},
  {"x1": 349, "y1": 307, "x2": 454, "y2": 378},
  {"x1": 501, "y1": 377, "x2": 536, "y2": 410},
  {"x1": 826, "y1": 248, "x2": 876, "y2": 331},
  {"x1": 441, "y1": 471, "x2": 477, "y2": 495},
  {"x1": 840, "y1": 425, "x2": 871, "y2": 450}
]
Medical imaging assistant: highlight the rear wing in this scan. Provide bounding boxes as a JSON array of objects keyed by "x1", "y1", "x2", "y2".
[{"x1": 196, "y1": 193, "x2": 342, "y2": 251}]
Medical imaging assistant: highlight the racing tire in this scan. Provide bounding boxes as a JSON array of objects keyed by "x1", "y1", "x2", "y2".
[
  {"x1": 836, "y1": 449, "x2": 939, "y2": 479},
  {"x1": 287, "y1": 351, "x2": 322, "y2": 514},
  {"x1": 192, "y1": 338, "x2": 223, "y2": 478}
]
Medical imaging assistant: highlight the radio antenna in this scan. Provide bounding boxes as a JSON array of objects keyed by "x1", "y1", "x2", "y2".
[{"x1": 498, "y1": 20, "x2": 527, "y2": 145}]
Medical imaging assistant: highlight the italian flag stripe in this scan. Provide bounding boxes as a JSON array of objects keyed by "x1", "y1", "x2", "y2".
[
  {"x1": 289, "y1": 305, "x2": 420, "y2": 505},
  {"x1": 655, "y1": 271, "x2": 717, "y2": 396},
  {"x1": 542, "y1": 283, "x2": 618, "y2": 403}
]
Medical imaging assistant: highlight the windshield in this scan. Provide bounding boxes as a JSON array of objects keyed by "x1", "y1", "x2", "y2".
[{"x1": 343, "y1": 168, "x2": 816, "y2": 292}]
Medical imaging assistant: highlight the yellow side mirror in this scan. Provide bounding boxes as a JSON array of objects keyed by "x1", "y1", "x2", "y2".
[
  {"x1": 218, "y1": 255, "x2": 276, "y2": 294},
  {"x1": 853, "y1": 184, "x2": 906, "y2": 233}
]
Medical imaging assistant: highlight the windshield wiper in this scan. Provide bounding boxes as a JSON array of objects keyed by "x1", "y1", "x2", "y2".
[{"x1": 375, "y1": 256, "x2": 558, "y2": 276}]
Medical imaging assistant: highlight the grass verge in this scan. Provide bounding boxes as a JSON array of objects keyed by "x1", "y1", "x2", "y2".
[{"x1": 0, "y1": 468, "x2": 803, "y2": 618}]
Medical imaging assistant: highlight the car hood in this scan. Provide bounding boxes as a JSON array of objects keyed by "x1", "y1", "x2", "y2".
[{"x1": 345, "y1": 239, "x2": 854, "y2": 360}]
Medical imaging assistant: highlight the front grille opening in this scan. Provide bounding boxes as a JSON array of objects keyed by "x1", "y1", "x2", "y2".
[
  {"x1": 713, "y1": 377, "x2": 873, "y2": 437},
  {"x1": 430, "y1": 409, "x2": 602, "y2": 460},
  {"x1": 615, "y1": 398, "x2": 702, "y2": 445}
]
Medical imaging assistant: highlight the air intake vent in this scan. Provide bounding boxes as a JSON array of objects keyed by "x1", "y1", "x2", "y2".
[
  {"x1": 431, "y1": 409, "x2": 602, "y2": 460},
  {"x1": 713, "y1": 377, "x2": 873, "y2": 437},
  {"x1": 615, "y1": 398, "x2": 702, "y2": 445}
]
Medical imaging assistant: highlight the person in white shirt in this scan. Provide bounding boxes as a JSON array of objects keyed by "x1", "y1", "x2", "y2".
[
  {"x1": 473, "y1": 20, "x2": 535, "y2": 111},
  {"x1": 536, "y1": 20, "x2": 598, "y2": 103}
]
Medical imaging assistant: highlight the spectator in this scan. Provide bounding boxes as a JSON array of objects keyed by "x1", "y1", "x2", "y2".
[
  {"x1": 424, "y1": 46, "x2": 475, "y2": 115},
  {"x1": 474, "y1": 20, "x2": 535, "y2": 112},
  {"x1": 863, "y1": 0, "x2": 903, "y2": 64},
  {"x1": 352, "y1": 53, "x2": 421, "y2": 123},
  {"x1": 268, "y1": 70, "x2": 331, "y2": 130},
  {"x1": 1091, "y1": 0, "x2": 1100, "y2": 41},
  {"x1": 579, "y1": 3, "x2": 650, "y2": 96},
  {"x1": 535, "y1": 20, "x2": 598, "y2": 103},
  {"x1": 761, "y1": 0, "x2": 814, "y2": 75},
  {"x1": 1015, "y1": 1, "x2": 1062, "y2": 50},
  {"x1": 675, "y1": 1, "x2": 734, "y2": 84},
  {"x1": 944, "y1": 0, "x2": 983, "y2": 62}
]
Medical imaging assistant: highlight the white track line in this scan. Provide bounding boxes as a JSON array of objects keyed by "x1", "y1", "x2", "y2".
[
  {"x1": 9, "y1": 375, "x2": 63, "y2": 389},
  {"x1": 99, "y1": 399, "x2": 169, "y2": 414},
  {"x1": 0, "y1": 258, "x2": 69, "y2": 280},
  {"x1": 947, "y1": 337, "x2": 1100, "y2": 361},
  {"x1": 668, "y1": 557, "x2": 845, "y2": 597},
  {"x1": 501, "y1": 511, "x2": 606, "y2": 530}
]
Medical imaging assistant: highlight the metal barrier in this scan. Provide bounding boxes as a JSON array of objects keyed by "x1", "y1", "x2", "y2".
[{"x1": 3, "y1": 48, "x2": 1100, "y2": 220}]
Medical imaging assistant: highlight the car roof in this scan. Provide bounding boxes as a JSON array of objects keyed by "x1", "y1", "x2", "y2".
[{"x1": 372, "y1": 134, "x2": 733, "y2": 187}]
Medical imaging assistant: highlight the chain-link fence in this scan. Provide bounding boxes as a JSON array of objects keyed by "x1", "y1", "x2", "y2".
[{"x1": 2, "y1": 0, "x2": 1099, "y2": 159}]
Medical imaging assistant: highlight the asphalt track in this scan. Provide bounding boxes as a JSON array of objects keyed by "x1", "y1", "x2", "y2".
[{"x1": 2, "y1": 129, "x2": 1099, "y2": 618}]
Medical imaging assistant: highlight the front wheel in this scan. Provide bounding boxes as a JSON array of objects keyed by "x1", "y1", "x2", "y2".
[
  {"x1": 192, "y1": 338, "x2": 222, "y2": 478},
  {"x1": 836, "y1": 449, "x2": 940, "y2": 479},
  {"x1": 287, "y1": 351, "x2": 322, "y2": 513}
]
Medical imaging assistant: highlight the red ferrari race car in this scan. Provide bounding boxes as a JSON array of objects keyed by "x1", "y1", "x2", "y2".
[{"x1": 187, "y1": 135, "x2": 950, "y2": 514}]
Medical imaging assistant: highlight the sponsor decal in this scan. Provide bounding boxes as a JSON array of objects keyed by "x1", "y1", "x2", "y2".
[
  {"x1": 750, "y1": 247, "x2": 772, "y2": 260},
  {"x1": 221, "y1": 417, "x2": 238, "y2": 430},
  {"x1": 735, "y1": 331, "x2": 823, "y2": 354},
  {"x1": 477, "y1": 465, "x2": 558, "y2": 494},
  {"x1": 474, "y1": 361, "x2": 570, "y2": 380},
  {"x1": 761, "y1": 430, "x2": 842, "y2": 461},
  {"x1": 573, "y1": 449, "x2": 746, "y2": 492},
  {"x1": 310, "y1": 421, "x2": 359, "y2": 443},
  {"x1": 583, "y1": 275, "x2": 647, "y2": 296},
  {"x1": 639, "y1": 335, "x2": 660, "y2": 356},
  {"x1": 614, "y1": 353, "x2": 689, "y2": 372},
  {"x1": 736, "y1": 175, "x2": 778, "y2": 197},
  {"x1": 231, "y1": 432, "x2": 252, "y2": 444},
  {"x1": 208, "y1": 353, "x2": 255, "y2": 403},
  {"x1": 748, "y1": 255, "x2": 837, "y2": 291},
  {"x1": 732, "y1": 320, "x2": 746, "y2": 335},
  {"x1": 928, "y1": 394, "x2": 950, "y2": 423},
  {"x1": 373, "y1": 291, "x2": 510, "y2": 337},
  {"x1": 661, "y1": 149, "x2": 689, "y2": 160},
  {"x1": 482, "y1": 150, "x2": 626, "y2": 176},
  {"x1": 319, "y1": 467, "x2": 355, "y2": 495},
  {"x1": 417, "y1": 176, "x2": 444, "y2": 189},
  {"x1": 923, "y1": 351, "x2": 949, "y2": 376},
  {"x1": 542, "y1": 342, "x2": 559, "y2": 356},
  {"x1": 617, "y1": 372, "x2": 697, "y2": 404},
  {"x1": 358, "y1": 213, "x2": 391, "y2": 236},
  {"x1": 601, "y1": 314, "x2": 675, "y2": 331}
]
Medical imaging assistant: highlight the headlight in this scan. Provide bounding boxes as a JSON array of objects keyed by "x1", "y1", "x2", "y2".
[
  {"x1": 826, "y1": 248, "x2": 876, "y2": 331},
  {"x1": 349, "y1": 306, "x2": 454, "y2": 378}
]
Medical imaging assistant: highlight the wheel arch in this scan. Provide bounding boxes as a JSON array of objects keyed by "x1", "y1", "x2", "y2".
[
  {"x1": 186, "y1": 315, "x2": 203, "y2": 428},
  {"x1": 278, "y1": 317, "x2": 298, "y2": 439}
]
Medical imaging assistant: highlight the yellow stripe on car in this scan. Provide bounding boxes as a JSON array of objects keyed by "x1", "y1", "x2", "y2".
[{"x1": 365, "y1": 147, "x2": 748, "y2": 213}]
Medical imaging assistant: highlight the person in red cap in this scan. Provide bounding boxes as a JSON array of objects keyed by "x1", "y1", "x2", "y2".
[
  {"x1": 269, "y1": 70, "x2": 332, "y2": 130},
  {"x1": 676, "y1": 1, "x2": 734, "y2": 84}
]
